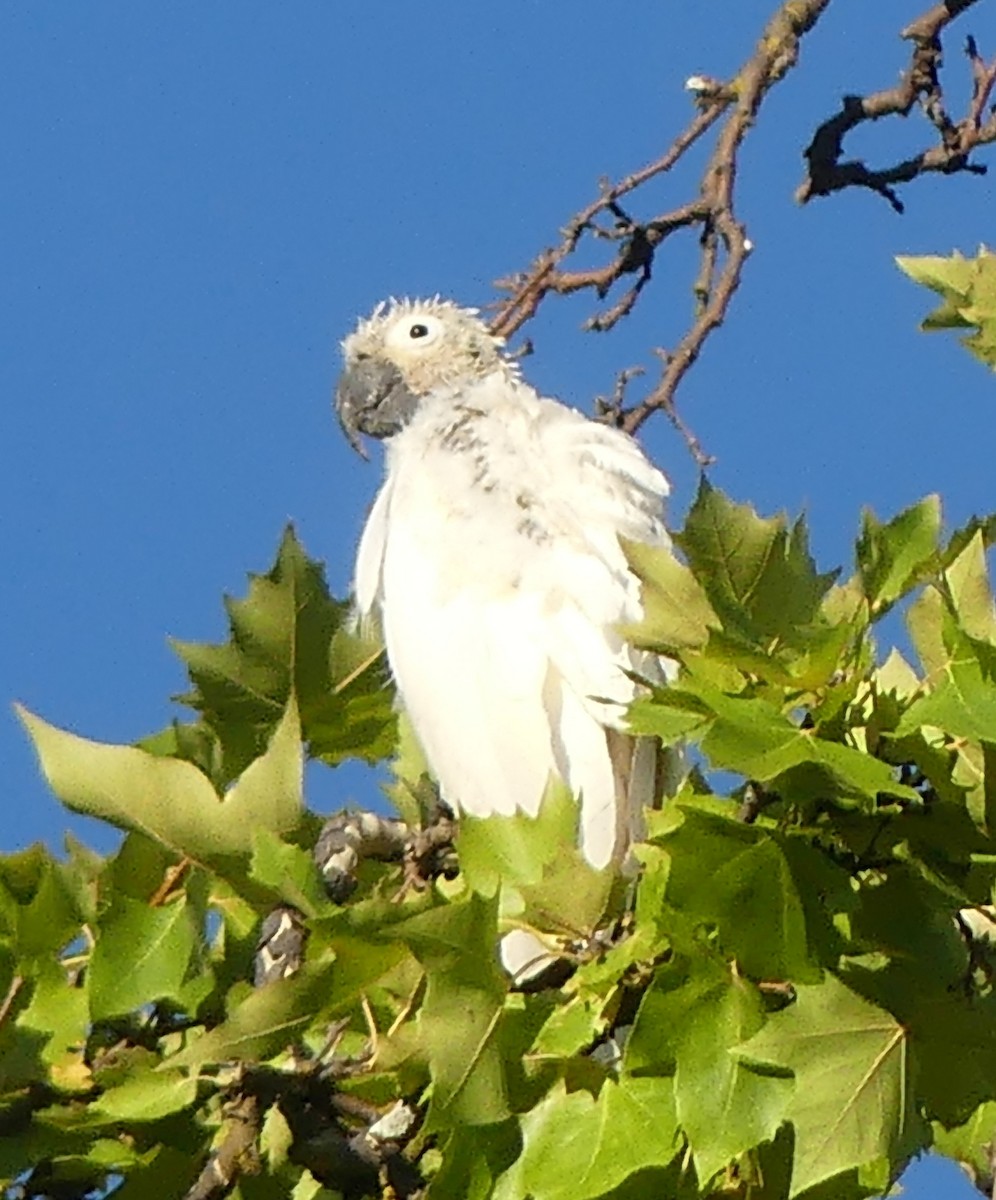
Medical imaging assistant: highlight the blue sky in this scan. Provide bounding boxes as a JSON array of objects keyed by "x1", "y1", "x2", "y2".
[{"x1": 2, "y1": 5, "x2": 993, "y2": 1195}]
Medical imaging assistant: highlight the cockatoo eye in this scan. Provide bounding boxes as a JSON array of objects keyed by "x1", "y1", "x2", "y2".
[{"x1": 385, "y1": 313, "x2": 445, "y2": 352}]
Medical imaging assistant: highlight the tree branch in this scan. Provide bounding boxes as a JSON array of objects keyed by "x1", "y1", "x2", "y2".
[
  {"x1": 184, "y1": 1093, "x2": 262, "y2": 1200},
  {"x1": 489, "y1": 0, "x2": 833, "y2": 463},
  {"x1": 798, "y1": 0, "x2": 996, "y2": 211}
]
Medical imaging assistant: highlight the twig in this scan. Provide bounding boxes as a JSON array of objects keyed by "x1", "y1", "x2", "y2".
[
  {"x1": 184, "y1": 1092, "x2": 262, "y2": 1200},
  {"x1": 798, "y1": 0, "x2": 996, "y2": 211},
  {"x1": 967, "y1": 34, "x2": 996, "y2": 128},
  {"x1": 0, "y1": 974, "x2": 24, "y2": 1029},
  {"x1": 149, "y1": 857, "x2": 191, "y2": 906},
  {"x1": 595, "y1": 366, "x2": 645, "y2": 426},
  {"x1": 489, "y1": 0, "x2": 833, "y2": 462}
]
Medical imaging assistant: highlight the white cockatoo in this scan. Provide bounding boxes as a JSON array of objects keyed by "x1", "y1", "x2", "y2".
[{"x1": 335, "y1": 298, "x2": 674, "y2": 889}]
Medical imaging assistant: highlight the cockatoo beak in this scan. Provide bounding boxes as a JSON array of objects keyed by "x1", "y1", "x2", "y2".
[{"x1": 335, "y1": 358, "x2": 419, "y2": 459}]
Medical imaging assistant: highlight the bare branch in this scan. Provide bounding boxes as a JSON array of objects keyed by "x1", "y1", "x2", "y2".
[
  {"x1": 798, "y1": 0, "x2": 996, "y2": 211},
  {"x1": 490, "y1": 0, "x2": 833, "y2": 462}
]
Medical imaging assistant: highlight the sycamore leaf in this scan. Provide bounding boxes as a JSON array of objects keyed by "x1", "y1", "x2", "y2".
[
  {"x1": 137, "y1": 719, "x2": 225, "y2": 789},
  {"x1": 624, "y1": 954, "x2": 790, "y2": 1183},
  {"x1": 172, "y1": 526, "x2": 395, "y2": 779},
  {"x1": 736, "y1": 974, "x2": 917, "y2": 1197},
  {"x1": 674, "y1": 972, "x2": 791, "y2": 1184},
  {"x1": 87, "y1": 1070, "x2": 199, "y2": 1124},
  {"x1": 530, "y1": 994, "x2": 605, "y2": 1059},
  {"x1": 17, "y1": 699, "x2": 303, "y2": 875},
  {"x1": 900, "y1": 987, "x2": 996, "y2": 1128},
  {"x1": 428, "y1": 1123, "x2": 522, "y2": 1200},
  {"x1": 89, "y1": 894, "x2": 198, "y2": 1020},
  {"x1": 169, "y1": 958, "x2": 338, "y2": 1069},
  {"x1": 855, "y1": 496, "x2": 941, "y2": 616},
  {"x1": 457, "y1": 779, "x2": 579, "y2": 899},
  {"x1": 457, "y1": 777, "x2": 608, "y2": 923},
  {"x1": 658, "y1": 810, "x2": 815, "y2": 981},
  {"x1": 14, "y1": 960, "x2": 91, "y2": 1093},
  {"x1": 394, "y1": 892, "x2": 508, "y2": 1126},
  {"x1": 382, "y1": 710, "x2": 435, "y2": 827},
  {"x1": 3, "y1": 853, "x2": 83, "y2": 963},
  {"x1": 898, "y1": 248, "x2": 996, "y2": 370},
  {"x1": 661, "y1": 685, "x2": 918, "y2": 807},
  {"x1": 931, "y1": 1101, "x2": 996, "y2": 1188},
  {"x1": 895, "y1": 644, "x2": 996, "y2": 746},
  {"x1": 945, "y1": 531, "x2": 996, "y2": 645},
  {"x1": 248, "y1": 828, "x2": 327, "y2": 919},
  {"x1": 511, "y1": 1076, "x2": 680, "y2": 1200},
  {"x1": 620, "y1": 539, "x2": 718, "y2": 651},
  {"x1": 677, "y1": 479, "x2": 838, "y2": 652}
]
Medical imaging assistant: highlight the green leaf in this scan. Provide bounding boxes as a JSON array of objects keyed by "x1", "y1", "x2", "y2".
[
  {"x1": 849, "y1": 865, "x2": 970, "y2": 1001},
  {"x1": 89, "y1": 1069, "x2": 199, "y2": 1123},
  {"x1": 898, "y1": 248, "x2": 996, "y2": 370},
  {"x1": 382, "y1": 710, "x2": 435, "y2": 827},
  {"x1": 100, "y1": 1145, "x2": 199, "y2": 1200},
  {"x1": 89, "y1": 894, "x2": 198, "y2": 1020},
  {"x1": 18, "y1": 699, "x2": 303, "y2": 876},
  {"x1": 905, "y1": 988, "x2": 996, "y2": 1128},
  {"x1": 673, "y1": 972, "x2": 791, "y2": 1184},
  {"x1": 457, "y1": 778, "x2": 580, "y2": 899},
  {"x1": 427, "y1": 1122, "x2": 522, "y2": 1200},
  {"x1": 104, "y1": 832, "x2": 178, "y2": 902},
  {"x1": 736, "y1": 974, "x2": 919, "y2": 1197},
  {"x1": 677, "y1": 479, "x2": 837, "y2": 652},
  {"x1": 9, "y1": 856, "x2": 82, "y2": 962},
  {"x1": 59, "y1": 835, "x2": 102, "y2": 926},
  {"x1": 945, "y1": 530, "x2": 996, "y2": 645},
  {"x1": 15, "y1": 959, "x2": 91, "y2": 1092},
  {"x1": 248, "y1": 828, "x2": 327, "y2": 919},
  {"x1": 172, "y1": 526, "x2": 395, "y2": 778},
  {"x1": 530, "y1": 994, "x2": 604, "y2": 1059},
  {"x1": 169, "y1": 957, "x2": 338, "y2": 1069},
  {"x1": 627, "y1": 693, "x2": 709, "y2": 745},
  {"x1": 395, "y1": 892, "x2": 508, "y2": 1125},
  {"x1": 620, "y1": 538, "x2": 718, "y2": 651},
  {"x1": 907, "y1": 584, "x2": 949, "y2": 680},
  {"x1": 661, "y1": 810, "x2": 814, "y2": 981},
  {"x1": 706, "y1": 691, "x2": 916, "y2": 807},
  {"x1": 855, "y1": 496, "x2": 941, "y2": 615},
  {"x1": 459, "y1": 779, "x2": 615, "y2": 932},
  {"x1": 895, "y1": 640, "x2": 996, "y2": 747},
  {"x1": 931, "y1": 1100, "x2": 996, "y2": 1190},
  {"x1": 322, "y1": 932, "x2": 410, "y2": 1016},
  {"x1": 512, "y1": 1076, "x2": 680, "y2": 1200},
  {"x1": 137, "y1": 718, "x2": 225, "y2": 787},
  {"x1": 314, "y1": 618, "x2": 398, "y2": 766}
]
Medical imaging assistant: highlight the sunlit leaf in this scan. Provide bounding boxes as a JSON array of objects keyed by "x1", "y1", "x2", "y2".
[
  {"x1": 737, "y1": 974, "x2": 919, "y2": 1196},
  {"x1": 898, "y1": 248, "x2": 996, "y2": 370}
]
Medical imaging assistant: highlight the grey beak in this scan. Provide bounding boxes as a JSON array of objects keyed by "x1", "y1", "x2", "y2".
[{"x1": 335, "y1": 359, "x2": 419, "y2": 458}]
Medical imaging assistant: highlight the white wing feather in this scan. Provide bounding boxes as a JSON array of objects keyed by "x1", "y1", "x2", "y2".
[{"x1": 354, "y1": 371, "x2": 673, "y2": 870}]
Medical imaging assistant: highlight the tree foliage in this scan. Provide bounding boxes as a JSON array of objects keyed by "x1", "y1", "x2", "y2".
[
  {"x1": 6, "y1": 4, "x2": 996, "y2": 1197},
  {"x1": 7, "y1": 474, "x2": 996, "y2": 1198}
]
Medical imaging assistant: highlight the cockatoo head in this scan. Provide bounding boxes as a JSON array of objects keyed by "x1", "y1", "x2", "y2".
[{"x1": 335, "y1": 297, "x2": 509, "y2": 454}]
